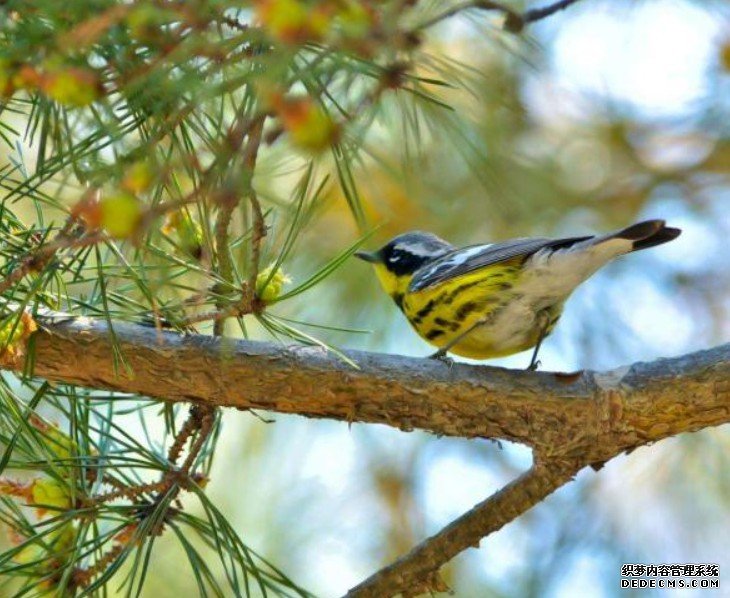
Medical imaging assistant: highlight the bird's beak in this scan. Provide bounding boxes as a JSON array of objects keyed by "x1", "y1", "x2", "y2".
[{"x1": 354, "y1": 250, "x2": 380, "y2": 263}]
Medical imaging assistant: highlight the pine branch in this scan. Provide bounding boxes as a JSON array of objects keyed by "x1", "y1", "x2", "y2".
[
  {"x1": 523, "y1": 0, "x2": 585, "y2": 24},
  {"x1": 0, "y1": 203, "x2": 91, "y2": 295},
  {"x1": 0, "y1": 0, "x2": 619, "y2": 594},
  {"x1": 8, "y1": 313, "x2": 728, "y2": 595},
  {"x1": 418, "y1": 0, "x2": 585, "y2": 33},
  {"x1": 20, "y1": 315, "x2": 729, "y2": 463},
  {"x1": 244, "y1": 117, "x2": 266, "y2": 312},
  {"x1": 213, "y1": 114, "x2": 265, "y2": 334}
]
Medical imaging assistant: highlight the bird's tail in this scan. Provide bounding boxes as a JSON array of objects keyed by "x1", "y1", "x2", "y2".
[{"x1": 605, "y1": 219, "x2": 681, "y2": 252}]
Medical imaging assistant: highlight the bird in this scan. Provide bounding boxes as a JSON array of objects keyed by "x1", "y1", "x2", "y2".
[{"x1": 355, "y1": 219, "x2": 681, "y2": 369}]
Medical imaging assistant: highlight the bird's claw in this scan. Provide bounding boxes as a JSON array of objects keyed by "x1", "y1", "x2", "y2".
[
  {"x1": 429, "y1": 350, "x2": 454, "y2": 367},
  {"x1": 526, "y1": 359, "x2": 541, "y2": 372}
]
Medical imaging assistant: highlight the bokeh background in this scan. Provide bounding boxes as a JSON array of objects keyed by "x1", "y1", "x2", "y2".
[
  {"x1": 146, "y1": 1, "x2": 730, "y2": 596},
  {"x1": 143, "y1": 1, "x2": 730, "y2": 596},
  {"x1": 1, "y1": 0, "x2": 729, "y2": 596},
  {"x1": 205, "y1": 2, "x2": 730, "y2": 596}
]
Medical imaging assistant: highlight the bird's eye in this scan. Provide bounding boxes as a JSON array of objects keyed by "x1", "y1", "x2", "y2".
[{"x1": 389, "y1": 253, "x2": 401, "y2": 263}]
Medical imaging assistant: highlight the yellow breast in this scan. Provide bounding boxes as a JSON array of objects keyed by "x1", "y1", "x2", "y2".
[
  {"x1": 402, "y1": 265, "x2": 522, "y2": 358},
  {"x1": 369, "y1": 257, "x2": 562, "y2": 359}
]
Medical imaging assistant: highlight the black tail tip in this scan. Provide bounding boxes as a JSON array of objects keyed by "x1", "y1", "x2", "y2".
[{"x1": 632, "y1": 225, "x2": 681, "y2": 251}]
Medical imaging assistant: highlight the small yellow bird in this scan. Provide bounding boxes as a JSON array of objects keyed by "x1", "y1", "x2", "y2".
[{"x1": 356, "y1": 220, "x2": 681, "y2": 368}]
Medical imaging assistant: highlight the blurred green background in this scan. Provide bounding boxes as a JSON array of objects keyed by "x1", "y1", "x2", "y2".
[
  {"x1": 0, "y1": 0, "x2": 728, "y2": 596},
  {"x1": 218, "y1": 2, "x2": 730, "y2": 596}
]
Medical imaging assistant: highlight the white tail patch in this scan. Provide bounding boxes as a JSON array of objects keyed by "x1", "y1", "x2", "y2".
[{"x1": 521, "y1": 237, "x2": 632, "y2": 301}]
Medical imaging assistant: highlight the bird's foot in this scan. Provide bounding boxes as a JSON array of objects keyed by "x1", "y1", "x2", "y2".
[
  {"x1": 429, "y1": 350, "x2": 454, "y2": 366},
  {"x1": 526, "y1": 359, "x2": 541, "y2": 372}
]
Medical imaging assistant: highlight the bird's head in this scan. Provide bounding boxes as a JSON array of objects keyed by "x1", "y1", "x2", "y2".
[{"x1": 355, "y1": 231, "x2": 452, "y2": 306}]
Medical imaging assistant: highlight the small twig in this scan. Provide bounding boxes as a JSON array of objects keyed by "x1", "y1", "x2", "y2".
[
  {"x1": 417, "y1": 0, "x2": 584, "y2": 33},
  {"x1": 0, "y1": 198, "x2": 93, "y2": 295},
  {"x1": 85, "y1": 469, "x2": 132, "y2": 493},
  {"x1": 179, "y1": 404, "x2": 216, "y2": 474},
  {"x1": 0, "y1": 230, "x2": 105, "y2": 294},
  {"x1": 244, "y1": 117, "x2": 266, "y2": 314},
  {"x1": 523, "y1": 0, "x2": 584, "y2": 23},
  {"x1": 505, "y1": 0, "x2": 585, "y2": 32},
  {"x1": 166, "y1": 408, "x2": 200, "y2": 465},
  {"x1": 212, "y1": 114, "x2": 265, "y2": 335},
  {"x1": 72, "y1": 543, "x2": 125, "y2": 589},
  {"x1": 346, "y1": 461, "x2": 581, "y2": 597},
  {"x1": 91, "y1": 480, "x2": 172, "y2": 505},
  {"x1": 90, "y1": 404, "x2": 215, "y2": 546},
  {"x1": 213, "y1": 201, "x2": 238, "y2": 337}
]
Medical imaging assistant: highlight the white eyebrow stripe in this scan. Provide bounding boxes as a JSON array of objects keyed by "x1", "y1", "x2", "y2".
[{"x1": 392, "y1": 241, "x2": 442, "y2": 257}]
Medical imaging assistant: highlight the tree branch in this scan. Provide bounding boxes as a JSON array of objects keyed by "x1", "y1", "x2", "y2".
[
  {"x1": 418, "y1": 0, "x2": 585, "y2": 33},
  {"x1": 212, "y1": 114, "x2": 265, "y2": 335},
  {"x1": 346, "y1": 461, "x2": 582, "y2": 597},
  {"x1": 20, "y1": 316, "x2": 728, "y2": 462},
  {"x1": 523, "y1": 0, "x2": 584, "y2": 24},
  {"x1": 9, "y1": 314, "x2": 729, "y2": 596}
]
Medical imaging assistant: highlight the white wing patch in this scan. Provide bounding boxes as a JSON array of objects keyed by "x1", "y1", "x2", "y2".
[{"x1": 415, "y1": 244, "x2": 493, "y2": 281}]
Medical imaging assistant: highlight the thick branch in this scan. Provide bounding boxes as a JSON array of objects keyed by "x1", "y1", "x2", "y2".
[
  {"x1": 15, "y1": 315, "x2": 730, "y2": 465},
  {"x1": 8, "y1": 315, "x2": 729, "y2": 596}
]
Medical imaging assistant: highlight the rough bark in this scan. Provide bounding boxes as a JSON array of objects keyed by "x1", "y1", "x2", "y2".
[
  {"x1": 20, "y1": 316, "x2": 729, "y2": 464},
  {"x1": 7, "y1": 314, "x2": 729, "y2": 597}
]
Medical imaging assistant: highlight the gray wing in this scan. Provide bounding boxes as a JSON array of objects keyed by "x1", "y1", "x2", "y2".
[{"x1": 408, "y1": 236, "x2": 591, "y2": 292}]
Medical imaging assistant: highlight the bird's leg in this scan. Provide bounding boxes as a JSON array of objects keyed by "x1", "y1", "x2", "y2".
[
  {"x1": 526, "y1": 339, "x2": 543, "y2": 372},
  {"x1": 527, "y1": 311, "x2": 551, "y2": 371},
  {"x1": 428, "y1": 349, "x2": 454, "y2": 366},
  {"x1": 428, "y1": 313, "x2": 494, "y2": 362}
]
